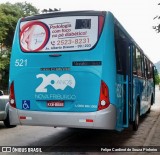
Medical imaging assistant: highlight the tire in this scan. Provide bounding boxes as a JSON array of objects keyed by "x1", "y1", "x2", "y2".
[
  {"x1": 147, "y1": 96, "x2": 153, "y2": 114},
  {"x1": 147, "y1": 103, "x2": 151, "y2": 114},
  {"x1": 3, "y1": 112, "x2": 16, "y2": 128},
  {"x1": 133, "y1": 101, "x2": 140, "y2": 131}
]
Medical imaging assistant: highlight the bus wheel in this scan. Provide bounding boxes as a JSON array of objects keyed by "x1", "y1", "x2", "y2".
[
  {"x1": 147, "y1": 96, "x2": 153, "y2": 114},
  {"x1": 3, "y1": 112, "x2": 16, "y2": 128},
  {"x1": 133, "y1": 101, "x2": 140, "y2": 131},
  {"x1": 147, "y1": 103, "x2": 151, "y2": 114}
]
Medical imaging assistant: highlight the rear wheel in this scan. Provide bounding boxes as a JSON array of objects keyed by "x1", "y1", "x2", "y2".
[
  {"x1": 3, "y1": 112, "x2": 16, "y2": 128},
  {"x1": 133, "y1": 101, "x2": 140, "y2": 131},
  {"x1": 147, "y1": 95, "x2": 153, "y2": 114}
]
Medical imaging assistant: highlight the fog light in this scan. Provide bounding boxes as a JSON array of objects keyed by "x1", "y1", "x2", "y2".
[{"x1": 101, "y1": 100, "x2": 106, "y2": 106}]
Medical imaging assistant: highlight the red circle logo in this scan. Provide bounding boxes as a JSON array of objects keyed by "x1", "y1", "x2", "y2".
[{"x1": 20, "y1": 21, "x2": 50, "y2": 52}]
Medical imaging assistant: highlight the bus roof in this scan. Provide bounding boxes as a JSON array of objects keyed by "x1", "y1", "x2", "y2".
[{"x1": 21, "y1": 10, "x2": 106, "y2": 22}]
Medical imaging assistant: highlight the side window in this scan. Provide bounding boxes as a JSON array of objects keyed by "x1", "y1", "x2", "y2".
[
  {"x1": 147, "y1": 61, "x2": 150, "y2": 78},
  {"x1": 114, "y1": 25, "x2": 129, "y2": 75},
  {"x1": 147, "y1": 61, "x2": 153, "y2": 78},
  {"x1": 133, "y1": 46, "x2": 137, "y2": 75},
  {"x1": 115, "y1": 25, "x2": 122, "y2": 73},
  {"x1": 141, "y1": 54, "x2": 145, "y2": 77},
  {"x1": 144, "y1": 57, "x2": 148, "y2": 78},
  {"x1": 136, "y1": 48, "x2": 142, "y2": 77},
  {"x1": 150, "y1": 63, "x2": 153, "y2": 78}
]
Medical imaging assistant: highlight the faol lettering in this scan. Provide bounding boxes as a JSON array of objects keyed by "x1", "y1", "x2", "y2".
[{"x1": 36, "y1": 73, "x2": 76, "y2": 92}]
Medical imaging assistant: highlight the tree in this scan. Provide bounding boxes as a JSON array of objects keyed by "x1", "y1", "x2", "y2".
[
  {"x1": 0, "y1": 2, "x2": 39, "y2": 48},
  {"x1": 153, "y1": 3, "x2": 160, "y2": 33},
  {"x1": 0, "y1": 2, "x2": 39, "y2": 90},
  {"x1": 15, "y1": 2, "x2": 39, "y2": 16},
  {"x1": 154, "y1": 69, "x2": 160, "y2": 84}
]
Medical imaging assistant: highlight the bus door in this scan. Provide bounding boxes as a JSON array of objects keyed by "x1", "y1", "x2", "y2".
[
  {"x1": 121, "y1": 42, "x2": 131, "y2": 129},
  {"x1": 115, "y1": 28, "x2": 130, "y2": 130},
  {"x1": 129, "y1": 44, "x2": 134, "y2": 124}
]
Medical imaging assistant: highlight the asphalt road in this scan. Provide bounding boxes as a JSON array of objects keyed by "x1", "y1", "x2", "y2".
[{"x1": 0, "y1": 86, "x2": 160, "y2": 154}]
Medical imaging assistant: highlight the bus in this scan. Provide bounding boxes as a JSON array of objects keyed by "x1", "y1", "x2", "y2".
[{"x1": 9, "y1": 11, "x2": 155, "y2": 131}]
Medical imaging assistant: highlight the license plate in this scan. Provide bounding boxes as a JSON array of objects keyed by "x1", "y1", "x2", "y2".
[{"x1": 47, "y1": 101, "x2": 64, "y2": 107}]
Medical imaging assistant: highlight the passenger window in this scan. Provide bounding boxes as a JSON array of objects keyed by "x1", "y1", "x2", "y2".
[
  {"x1": 141, "y1": 54, "x2": 145, "y2": 77},
  {"x1": 147, "y1": 62, "x2": 152, "y2": 78},
  {"x1": 114, "y1": 25, "x2": 129, "y2": 75},
  {"x1": 144, "y1": 57, "x2": 148, "y2": 78},
  {"x1": 114, "y1": 26, "x2": 122, "y2": 73},
  {"x1": 150, "y1": 63, "x2": 153, "y2": 78},
  {"x1": 133, "y1": 46, "x2": 137, "y2": 75},
  {"x1": 136, "y1": 49, "x2": 142, "y2": 77}
]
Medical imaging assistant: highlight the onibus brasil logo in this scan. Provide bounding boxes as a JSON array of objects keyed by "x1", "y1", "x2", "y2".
[{"x1": 35, "y1": 74, "x2": 76, "y2": 92}]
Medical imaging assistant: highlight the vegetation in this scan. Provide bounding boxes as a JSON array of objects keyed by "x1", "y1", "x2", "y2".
[
  {"x1": 154, "y1": 61, "x2": 160, "y2": 84},
  {"x1": 155, "y1": 61, "x2": 160, "y2": 73},
  {"x1": 0, "y1": 2, "x2": 39, "y2": 90},
  {"x1": 154, "y1": 69, "x2": 160, "y2": 85}
]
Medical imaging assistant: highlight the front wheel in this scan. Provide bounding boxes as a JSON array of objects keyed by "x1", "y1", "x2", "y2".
[
  {"x1": 133, "y1": 101, "x2": 140, "y2": 131},
  {"x1": 3, "y1": 112, "x2": 16, "y2": 128}
]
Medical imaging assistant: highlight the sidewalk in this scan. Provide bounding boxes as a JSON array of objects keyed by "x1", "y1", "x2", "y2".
[
  {"x1": 149, "y1": 86, "x2": 160, "y2": 147},
  {"x1": 142, "y1": 86, "x2": 160, "y2": 154},
  {"x1": 149, "y1": 114, "x2": 160, "y2": 146}
]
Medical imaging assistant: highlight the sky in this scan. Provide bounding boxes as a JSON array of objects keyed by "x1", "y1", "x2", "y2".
[{"x1": 1, "y1": 0, "x2": 160, "y2": 63}]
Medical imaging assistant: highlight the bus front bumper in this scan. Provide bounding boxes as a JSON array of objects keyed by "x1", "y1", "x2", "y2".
[{"x1": 9, "y1": 104, "x2": 116, "y2": 130}]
